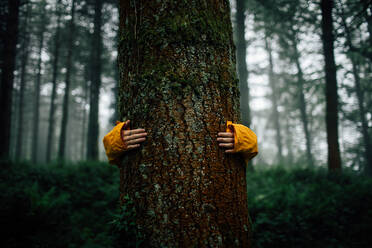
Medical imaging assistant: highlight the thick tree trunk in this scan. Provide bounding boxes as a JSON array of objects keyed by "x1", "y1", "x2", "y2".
[
  {"x1": 264, "y1": 36, "x2": 283, "y2": 163},
  {"x1": 58, "y1": 0, "x2": 76, "y2": 162},
  {"x1": 87, "y1": 0, "x2": 102, "y2": 160},
  {"x1": 321, "y1": 0, "x2": 342, "y2": 171},
  {"x1": 32, "y1": 0, "x2": 47, "y2": 164},
  {"x1": 0, "y1": 0, "x2": 20, "y2": 160},
  {"x1": 15, "y1": 3, "x2": 31, "y2": 161},
  {"x1": 292, "y1": 40, "x2": 314, "y2": 167},
  {"x1": 118, "y1": 0, "x2": 251, "y2": 246},
  {"x1": 46, "y1": 0, "x2": 62, "y2": 163}
]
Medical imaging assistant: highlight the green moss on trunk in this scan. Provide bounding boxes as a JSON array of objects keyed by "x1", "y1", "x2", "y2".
[{"x1": 118, "y1": 0, "x2": 251, "y2": 246}]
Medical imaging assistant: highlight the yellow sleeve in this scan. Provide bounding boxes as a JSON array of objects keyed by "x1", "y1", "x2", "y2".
[
  {"x1": 226, "y1": 121, "x2": 258, "y2": 164},
  {"x1": 102, "y1": 120, "x2": 130, "y2": 165}
]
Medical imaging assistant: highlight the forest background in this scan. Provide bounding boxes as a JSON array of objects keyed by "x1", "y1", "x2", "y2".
[{"x1": 1, "y1": 0, "x2": 372, "y2": 247}]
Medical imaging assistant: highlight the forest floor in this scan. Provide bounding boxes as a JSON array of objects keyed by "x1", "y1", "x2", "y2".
[{"x1": 1, "y1": 161, "x2": 371, "y2": 248}]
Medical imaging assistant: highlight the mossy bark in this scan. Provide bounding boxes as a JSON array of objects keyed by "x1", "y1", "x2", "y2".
[{"x1": 118, "y1": 0, "x2": 251, "y2": 247}]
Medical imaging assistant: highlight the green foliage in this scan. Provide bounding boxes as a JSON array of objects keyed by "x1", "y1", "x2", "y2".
[
  {"x1": 0, "y1": 161, "x2": 119, "y2": 248},
  {"x1": 1, "y1": 161, "x2": 371, "y2": 247},
  {"x1": 247, "y1": 167, "x2": 372, "y2": 248}
]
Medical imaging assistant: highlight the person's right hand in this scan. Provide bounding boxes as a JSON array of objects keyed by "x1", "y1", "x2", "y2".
[{"x1": 121, "y1": 120, "x2": 147, "y2": 151}]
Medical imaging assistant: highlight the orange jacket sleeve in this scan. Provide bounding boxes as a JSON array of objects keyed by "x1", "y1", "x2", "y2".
[
  {"x1": 102, "y1": 120, "x2": 130, "y2": 165},
  {"x1": 226, "y1": 121, "x2": 258, "y2": 164}
]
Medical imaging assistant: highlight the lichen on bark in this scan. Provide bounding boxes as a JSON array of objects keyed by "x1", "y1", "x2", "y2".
[{"x1": 118, "y1": 0, "x2": 251, "y2": 247}]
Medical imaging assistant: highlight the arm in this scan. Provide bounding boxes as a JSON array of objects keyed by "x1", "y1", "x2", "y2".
[
  {"x1": 103, "y1": 120, "x2": 147, "y2": 165},
  {"x1": 217, "y1": 121, "x2": 258, "y2": 163}
]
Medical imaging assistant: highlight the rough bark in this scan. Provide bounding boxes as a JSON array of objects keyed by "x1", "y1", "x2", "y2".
[
  {"x1": 15, "y1": 3, "x2": 31, "y2": 161},
  {"x1": 0, "y1": 0, "x2": 20, "y2": 160},
  {"x1": 46, "y1": 0, "x2": 62, "y2": 163},
  {"x1": 32, "y1": 0, "x2": 47, "y2": 164},
  {"x1": 58, "y1": 0, "x2": 76, "y2": 162},
  {"x1": 87, "y1": 0, "x2": 102, "y2": 160},
  {"x1": 321, "y1": 0, "x2": 342, "y2": 171},
  {"x1": 118, "y1": 0, "x2": 251, "y2": 246},
  {"x1": 264, "y1": 36, "x2": 283, "y2": 163}
]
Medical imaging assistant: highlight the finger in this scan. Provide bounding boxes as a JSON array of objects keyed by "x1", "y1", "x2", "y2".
[
  {"x1": 123, "y1": 132, "x2": 147, "y2": 141},
  {"x1": 217, "y1": 132, "x2": 234, "y2": 138},
  {"x1": 126, "y1": 137, "x2": 146, "y2": 145},
  {"x1": 126, "y1": 144, "x2": 140, "y2": 150},
  {"x1": 216, "y1": 137, "x2": 234, "y2": 143},
  {"x1": 225, "y1": 149, "x2": 235, "y2": 153},
  {"x1": 219, "y1": 143, "x2": 234, "y2": 148},
  {"x1": 123, "y1": 129, "x2": 146, "y2": 136}
]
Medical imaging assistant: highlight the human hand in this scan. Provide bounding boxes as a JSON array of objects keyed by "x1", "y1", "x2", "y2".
[
  {"x1": 121, "y1": 120, "x2": 147, "y2": 151},
  {"x1": 217, "y1": 132, "x2": 235, "y2": 153}
]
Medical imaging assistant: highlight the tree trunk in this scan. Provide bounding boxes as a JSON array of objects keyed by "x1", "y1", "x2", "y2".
[
  {"x1": 32, "y1": 0, "x2": 47, "y2": 164},
  {"x1": 292, "y1": 39, "x2": 314, "y2": 167},
  {"x1": 235, "y1": 0, "x2": 254, "y2": 172},
  {"x1": 118, "y1": 0, "x2": 251, "y2": 246},
  {"x1": 321, "y1": 0, "x2": 342, "y2": 171},
  {"x1": 285, "y1": 116, "x2": 294, "y2": 165},
  {"x1": 235, "y1": 0, "x2": 251, "y2": 127},
  {"x1": 264, "y1": 35, "x2": 283, "y2": 164},
  {"x1": 81, "y1": 66, "x2": 90, "y2": 160},
  {"x1": 58, "y1": 0, "x2": 76, "y2": 162},
  {"x1": 0, "y1": 0, "x2": 20, "y2": 160},
  {"x1": 363, "y1": 3, "x2": 372, "y2": 62},
  {"x1": 340, "y1": 5, "x2": 372, "y2": 176},
  {"x1": 46, "y1": 0, "x2": 62, "y2": 163},
  {"x1": 15, "y1": 3, "x2": 31, "y2": 161},
  {"x1": 87, "y1": 0, "x2": 102, "y2": 160}
]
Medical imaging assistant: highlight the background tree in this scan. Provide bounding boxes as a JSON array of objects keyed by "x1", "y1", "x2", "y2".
[
  {"x1": 46, "y1": 0, "x2": 63, "y2": 163},
  {"x1": 87, "y1": 0, "x2": 103, "y2": 160},
  {"x1": 0, "y1": 0, "x2": 21, "y2": 160},
  {"x1": 32, "y1": 0, "x2": 47, "y2": 163},
  {"x1": 58, "y1": 0, "x2": 76, "y2": 161},
  {"x1": 321, "y1": 0, "x2": 342, "y2": 171}
]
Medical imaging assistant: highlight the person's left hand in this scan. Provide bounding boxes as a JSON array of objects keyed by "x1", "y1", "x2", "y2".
[{"x1": 217, "y1": 132, "x2": 235, "y2": 153}]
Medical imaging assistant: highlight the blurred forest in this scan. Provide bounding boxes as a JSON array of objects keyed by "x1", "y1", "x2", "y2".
[
  {"x1": 1, "y1": 0, "x2": 372, "y2": 247},
  {"x1": 1, "y1": 0, "x2": 372, "y2": 173}
]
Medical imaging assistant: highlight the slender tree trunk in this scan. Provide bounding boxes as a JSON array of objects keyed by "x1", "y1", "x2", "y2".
[
  {"x1": 0, "y1": 0, "x2": 20, "y2": 160},
  {"x1": 285, "y1": 116, "x2": 294, "y2": 165},
  {"x1": 32, "y1": 0, "x2": 47, "y2": 164},
  {"x1": 15, "y1": 3, "x2": 31, "y2": 161},
  {"x1": 292, "y1": 39, "x2": 314, "y2": 167},
  {"x1": 81, "y1": 66, "x2": 90, "y2": 160},
  {"x1": 118, "y1": 0, "x2": 251, "y2": 246},
  {"x1": 46, "y1": 0, "x2": 62, "y2": 163},
  {"x1": 321, "y1": 0, "x2": 342, "y2": 171},
  {"x1": 87, "y1": 0, "x2": 102, "y2": 160},
  {"x1": 264, "y1": 36, "x2": 283, "y2": 163},
  {"x1": 235, "y1": 0, "x2": 251, "y2": 127},
  {"x1": 340, "y1": 5, "x2": 372, "y2": 176},
  {"x1": 364, "y1": 4, "x2": 372, "y2": 62},
  {"x1": 235, "y1": 0, "x2": 254, "y2": 172},
  {"x1": 58, "y1": 0, "x2": 76, "y2": 162}
]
